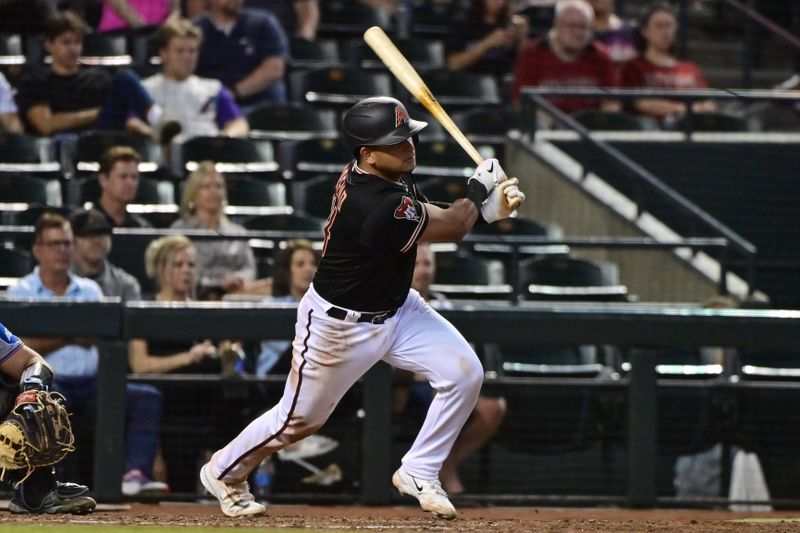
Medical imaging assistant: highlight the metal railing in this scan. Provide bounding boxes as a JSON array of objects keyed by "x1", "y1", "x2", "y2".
[
  {"x1": 3, "y1": 300, "x2": 800, "y2": 507},
  {"x1": 519, "y1": 87, "x2": 762, "y2": 292}
]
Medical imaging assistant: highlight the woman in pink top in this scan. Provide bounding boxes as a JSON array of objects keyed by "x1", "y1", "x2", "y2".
[{"x1": 99, "y1": 0, "x2": 178, "y2": 33}]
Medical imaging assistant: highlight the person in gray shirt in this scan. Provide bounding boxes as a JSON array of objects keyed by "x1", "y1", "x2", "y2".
[{"x1": 69, "y1": 208, "x2": 142, "y2": 302}]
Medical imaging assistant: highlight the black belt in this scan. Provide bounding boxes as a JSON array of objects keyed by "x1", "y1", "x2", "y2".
[{"x1": 326, "y1": 306, "x2": 397, "y2": 324}]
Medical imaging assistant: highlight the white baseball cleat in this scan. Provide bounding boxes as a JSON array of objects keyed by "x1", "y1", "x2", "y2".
[
  {"x1": 392, "y1": 467, "x2": 457, "y2": 520},
  {"x1": 200, "y1": 463, "x2": 267, "y2": 517}
]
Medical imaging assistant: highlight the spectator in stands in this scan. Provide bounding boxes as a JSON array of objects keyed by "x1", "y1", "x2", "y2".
[
  {"x1": 255, "y1": 239, "x2": 316, "y2": 376},
  {"x1": 15, "y1": 11, "x2": 176, "y2": 139},
  {"x1": 0, "y1": 72, "x2": 22, "y2": 133},
  {"x1": 99, "y1": 0, "x2": 179, "y2": 33},
  {"x1": 446, "y1": 0, "x2": 528, "y2": 79},
  {"x1": 144, "y1": 17, "x2": 250, "y2": 141},
  {"x1": 397, "y1": 243, "x2": 507, "y2": 495},
  {"x1": 6, "y1": 212, "x2": 166, "y2": 498},
  {"x1": 69, "y1": 208, "x2": 141, "y2": 301},
  {"x1": 245, "y1": 0, "x2": 319, "y2": 40},
  {"x1": 196, "y1": 0, "x2": 289, "y2": 110},
  {"x1": 621, "y1": 2, "x2": 715, "y2": 124},
  {"x1": 512, "y1": 0, "x2": 619, "y2": 114},
  {"x1": 588, "y1": 0, "x2": 637, "y2": 63},
  {"x1": 94, "y1": 146, "x2": 152, "y2": 228},
  {"x1": 171, "y1": 161, "x2": 271, "y2": 298}
]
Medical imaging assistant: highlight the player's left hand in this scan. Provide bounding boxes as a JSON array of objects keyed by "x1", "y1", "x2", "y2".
[{"x1": 481, "y1": 178, "x2": 526, "y2": 223}]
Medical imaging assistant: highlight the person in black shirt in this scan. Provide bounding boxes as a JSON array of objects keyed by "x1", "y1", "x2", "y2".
[
  {"x1": 199, "y1": 96, "x2": 525, "y2": 519},
  {"x1": 15, "y1": 11, "x2": 169, "y2": 138},
  {"x1": 93, "y1": 146, "x2": 152, "y2": 228}
]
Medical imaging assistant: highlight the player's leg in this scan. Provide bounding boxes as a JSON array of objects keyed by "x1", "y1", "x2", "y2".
[
  {"x1": 383, "y1": 290, "x2": 484, "y2": 518},
  {"x1": 201, "y1": 287, "x2": 392, "y2": 515}
]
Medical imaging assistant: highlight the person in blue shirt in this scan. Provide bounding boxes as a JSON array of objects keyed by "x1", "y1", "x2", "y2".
[
  {"x1": 195, "y1": 0, "x2": 289, "y2": 110},
  {"x1": 0, "y1": 323, "x2": 96, "y2": 514},
  {"x1": 7, "y1": 212, "x2": 165, "y2": 499}
]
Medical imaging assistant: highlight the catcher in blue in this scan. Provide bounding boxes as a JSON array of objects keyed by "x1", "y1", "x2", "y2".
[
  {"x1": 200, "y1": 96, "x2": 525, "y2": 519},
  {"x1": 0, "y1": 321, "x2": 95, "y2": 514}
]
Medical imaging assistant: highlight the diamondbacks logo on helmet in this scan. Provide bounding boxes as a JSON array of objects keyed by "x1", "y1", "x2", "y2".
[
  {"x1": 395, "y1": 105, "x2": 409, "y2": 128},
  {"x1": 393, "y1": 196, "x2": 419, "y2": 221}
]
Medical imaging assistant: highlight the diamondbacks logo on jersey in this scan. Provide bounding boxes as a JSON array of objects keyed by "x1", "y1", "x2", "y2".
[
  {"x1": 395, "y1": 105, "x2": 409, "y2": 127},
  {"x1": 394, "y1": 196, "x2": 419, "y2": 221}
]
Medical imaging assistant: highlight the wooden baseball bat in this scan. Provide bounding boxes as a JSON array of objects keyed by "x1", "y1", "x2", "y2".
[{"x1": 363, "y1": 26, "x2": 484, "y2": 165}]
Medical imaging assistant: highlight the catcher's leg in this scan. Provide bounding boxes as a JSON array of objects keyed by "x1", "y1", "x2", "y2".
[{"x1": 8, "y1": 467, "x2": 95, "y2": 514}]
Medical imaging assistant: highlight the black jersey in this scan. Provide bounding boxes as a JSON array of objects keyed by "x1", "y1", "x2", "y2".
[{"x1": 313, "y1": 161, "x2": 430, "y2": 312}]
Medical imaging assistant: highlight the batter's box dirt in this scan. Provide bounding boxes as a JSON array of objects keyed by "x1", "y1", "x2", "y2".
[{"x1": 3, "y1": 503, "x2": 800, "y2": 531}]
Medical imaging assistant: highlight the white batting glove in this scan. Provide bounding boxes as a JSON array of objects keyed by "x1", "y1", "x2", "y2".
[
  {"x1": 481, "y1": 178, "x2": 526, "y2": 223},
  {"x1": 467, "y1": 158, "x2": 506, "y2": 196}
]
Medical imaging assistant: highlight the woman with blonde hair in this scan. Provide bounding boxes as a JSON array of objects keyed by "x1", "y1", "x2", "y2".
[{"x1": 171, "y1": 162, "x2": 264, "y2": 298}]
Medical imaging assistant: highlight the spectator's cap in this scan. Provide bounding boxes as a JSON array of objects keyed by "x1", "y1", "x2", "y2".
[{"x1": 70, "y1": 209, "x2": 112, "y2": 237}]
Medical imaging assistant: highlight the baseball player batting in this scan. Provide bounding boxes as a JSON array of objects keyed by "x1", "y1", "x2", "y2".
[{"x1": 200, "y1": 97, "x2": 525, "y2": 519}]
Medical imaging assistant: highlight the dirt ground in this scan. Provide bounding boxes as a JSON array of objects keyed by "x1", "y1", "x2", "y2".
[{"x1": 3, "y1": 502, "x2": 800, "y2": 532}]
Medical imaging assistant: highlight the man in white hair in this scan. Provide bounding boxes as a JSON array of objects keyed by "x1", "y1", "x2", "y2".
[{"x1": 512, "y1": 0, "x2": 619, "y2": 113}]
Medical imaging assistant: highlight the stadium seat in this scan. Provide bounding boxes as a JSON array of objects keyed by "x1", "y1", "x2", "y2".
[
  {"x1": 287, "y1": 36, "x2": 340, "y2": 70},
  {"x1": 178, "y1": 136, "x2": 280, "y2": 178},
  {"x1": 289, "y1": 66, "x2": 391, "y2": 110},
  {"x1": 293, "y1": 174, "x2": 338, "y2": 219},
  {"x1": 0, "y1": 247, "x2": 32, "y2": 278},
  {"x1": 344, "y1": 38, "x2": 444, "y2": 71},
  {"x1": 497, "y1": 342, "x2": 605, "y2": 378},
  {"x1": 0, "y1": 33, "x2": 24, "y2": 66},
  {"x1": 410, "y1": 1, "x2": 458, "y2": 38},
  {"x1": 453, "y1": 107, "x2": 526, "y2": 144},
  {"x1": 247, "y1": 103, "x2": 338, "y2": 141},
  {"x1": 573, "y1": 110, "x2": 659, "y2": 131},
  {"x1": 0, "y1": 174, "x2": 51, "y2": 205},
  {"x1": 521, "y1": 256, "x2": 629, "y2": 301},
  {"x1": 416, "y1": 176, "x2": 468, "y2": 203},
  {"x1": 672, "y1": 112, "x2": 751, "y2": 133},
  {"x1": 318, "y1": 1, "x2": 385, "y2": 38},
  {"x1": 224, "y1": 175, "x2": 276, "y2": 206},
  {"x1": 414, "y1": 140, "x2": 478, "y2": 178},
  {"x1": 77, "y1": 33, "x2": 131, "y2": 67},
  {"x1": 243, "y1": 213, "x2": 324, "y2": 232},
  {"x1": 281, "y1": 138, "x2": 351, "y2": 181},
  {"x1": 395, "y1": 70, "x2": 500, "y2": 110},
  {"x1": 70, "y1": 131, "x2": 162, "y2": 177},
  {"x1": 108, "y1": 234, "x2": 155, "y2": 295},
  {"x1": 430, "y1": 250, "x2": 509, "y2": 299},
  {"x1": 0, "y1": 133, "x2": 59, "y2": 174}
]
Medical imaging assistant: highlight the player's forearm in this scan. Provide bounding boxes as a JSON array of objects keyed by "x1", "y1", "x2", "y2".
[
  {"x1": 18, "y1": 337, "x2": 71, "y2": 356},
  {"x1": 419, "y1": 199, "x2": 478, "y2": 243},
  {"x1": 233, "y1": 57, "x2": 285, "y2": 98},
  {"x1": 633, "y1": 98, "x2": 685, "y2": 118},
  {"x1": 294, "y1": 0, "x2": 319, "y2": 39}
]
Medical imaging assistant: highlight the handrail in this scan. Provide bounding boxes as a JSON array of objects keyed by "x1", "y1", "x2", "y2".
[
  {"x1": 723, "y1": 0, "x2": 800, "y2": 52},
  {"x1": 519, "y1": 89, "x2": 758, "y2": 293}
]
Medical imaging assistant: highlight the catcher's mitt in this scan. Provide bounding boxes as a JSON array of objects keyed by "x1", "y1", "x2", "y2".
[{"x1": 0, "y1": 390, "x2": 75, "y2": 484}]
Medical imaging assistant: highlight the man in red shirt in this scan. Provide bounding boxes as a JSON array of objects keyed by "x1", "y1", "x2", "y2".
[{"x1": 512, "y1": 0, "x2": 619, "y2": 114}]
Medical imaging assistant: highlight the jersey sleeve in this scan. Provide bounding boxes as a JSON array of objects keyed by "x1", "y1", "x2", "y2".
[
  {"x1": 0, "y1": 322, "x2": 23, "y2": 364},
  {"x1": 359, "y1": 192, "x2": 429, "y2": 254}
]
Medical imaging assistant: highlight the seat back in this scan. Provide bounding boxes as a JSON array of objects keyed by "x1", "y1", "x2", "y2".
[
  {"x1": 179, "y1": 136, "x2": 279, "y2": 177},
  {"x1": 0, "y1": 33, "x2": 24, "y2": 65},
  {"x1": 416, "y1": 176, "x2": 468, "y2": 203},
  {"x1": 396, "y1": 70, "x2": 499, "y2": 109},
  {"x1": 318, "y1": 1, "x2": 385, "y2": 38},
  {"x1": 0, "y1": 247, "x2": 32, "y2": 277},
  {"x1": 0, "y1": 133, "x2": 58, "y2": 175},
  {"x1": 453, "y1": 107, "x2": 525, "y2": 141},
  {"x1": 0, "y1": 174, "x2": 49, "y2": 204},
  {"x1": 247, "y1": 103, "x2": 338, "y2": 141},
  {"x1": 522, "y1": 256, "x2": 628, "y2": 301},
  {"x1": 79, "y1": 33, "x2": 131, "y2": 66},
  {"x1": 293, "y1": 174, "x2": 338, "y2": 219},
  {"x1": 410, "y1": 1, "x2": 457, "y2": 38},
  {"x1": 282, "y1": 138, "x2": 351, "y2": 181},
  {"x1": 243, "y1": 213, "x2": 323, "y2": 232},
  {"x1": 345, "y1": 38, "x2": 444, "y2": 71},
  {"x1": 288, "y1": 36, "x2": 340, "y2": 69},
  {"x1": 673, "y1": 112, "x2": 751, "y2": 132},
  {"x1": 290, "y1": 67, "x2": 391, "y2": 109},
  {"x1": 224, "y1": 175, "x2": 275, "y2": 206},
  {"x1": 414, "y1": 140, "x2": 478, "y2": 177},
  {"x1": 434, "y1": 251, "x2": 490, "y2": 285},
  {"x1": 573, "y1": 110, "x2": 658, "y2": 131},
  {"x1": 74, "y1": 176, "x2": 166, "y2": 206},
  {"x1": 72, "y1": 131, "x2": 162, "y2": 176}
]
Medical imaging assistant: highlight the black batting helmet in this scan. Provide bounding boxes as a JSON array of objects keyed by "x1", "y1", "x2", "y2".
[{"x1": 342, "y1": 97, "x2": 427, "y2": 153}]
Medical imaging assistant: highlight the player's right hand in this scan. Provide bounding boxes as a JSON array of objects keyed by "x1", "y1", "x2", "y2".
[
  {"x1": 468, "y1": 158, "x2": 506, "y2": 196},
  {"x1": 481, "y1": 178, "x2": 526, "y2": 223}
]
